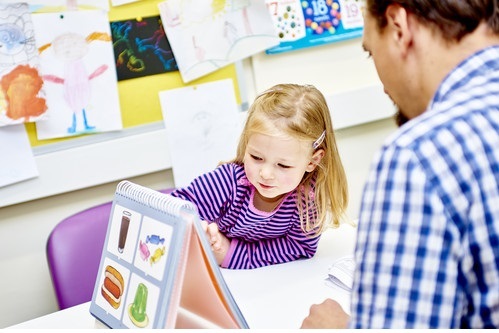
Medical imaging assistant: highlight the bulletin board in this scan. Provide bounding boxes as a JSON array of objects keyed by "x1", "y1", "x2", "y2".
[
  {"x1": 0, "y1": 0, "x2": 244, "y2": 208},
  {"x1": 25, "y1": 0, "x2": 242, "y2": 148}
]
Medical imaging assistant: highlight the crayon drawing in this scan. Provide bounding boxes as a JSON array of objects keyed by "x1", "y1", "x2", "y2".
[
  {"x1": 111, "y1": 15, "x2": 177, "y2": 81},
  {"x1": 32, "y1": 10, "x2": 122, "y2": 140},
  {"x1": 159, "y1": 79, "x2": 242, "y2": 187},
  {"x1": 0, "y1": 3, "x2": 48, "y2": 127},
  {"x1": 158, "y1": 0, "x2": 279, "y2": 83}
]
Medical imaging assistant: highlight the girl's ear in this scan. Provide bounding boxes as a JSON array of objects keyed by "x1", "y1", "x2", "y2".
[{"x1": 306, "y1": 149, "x2": 325, "y2": 172}]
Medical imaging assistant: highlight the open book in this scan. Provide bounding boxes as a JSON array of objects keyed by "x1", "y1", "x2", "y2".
[{"x1": 89, "y1": 180, "x2": 248, "y2": 328}]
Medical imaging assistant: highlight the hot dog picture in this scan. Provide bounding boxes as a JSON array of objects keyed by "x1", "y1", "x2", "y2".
[{"x1": 101, "y1": 265, "x2": 124, "y2": 309}]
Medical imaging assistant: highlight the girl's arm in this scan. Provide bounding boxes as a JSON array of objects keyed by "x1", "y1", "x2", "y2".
[
  {"x1": 169, "y1": 164, "x2": 235, "y2": 221},
  {"x1": 221, "y1": 224, "x2": 321, "y2": 269}
]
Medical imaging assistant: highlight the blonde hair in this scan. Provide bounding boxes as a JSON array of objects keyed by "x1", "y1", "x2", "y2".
[{"x1": 231, "y1": 83, "x2": 348, "y2": 235}]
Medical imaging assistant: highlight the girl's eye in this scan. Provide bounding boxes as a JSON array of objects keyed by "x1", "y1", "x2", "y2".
[
  {"x1": 250, "y1": 154, "x2": 262, "y2": 161},
  {"x1": 278, "y1": 163, "x2": 291, "y2": 169}
]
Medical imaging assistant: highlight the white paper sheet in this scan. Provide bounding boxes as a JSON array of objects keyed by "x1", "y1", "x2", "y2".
[
  {"x1": 0, "y1": 124, "x2": 38, "y2": 188},
  {"x1": 32, "y1": 10, "x2": 123, "y2": 140},
  {"x1": 159, "y1": 79, "x2": 243, "y2": 188},
  {"x1": 158, "y1": 0, "x2": 279, "y2": 83},
  {"x1": 110, "y1": 0, "x2": 140, "y2": 6}
]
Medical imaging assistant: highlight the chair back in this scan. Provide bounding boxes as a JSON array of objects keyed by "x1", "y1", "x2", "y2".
[{"x1": 46, "y1": 188, "x2": 174, "y2": 310}]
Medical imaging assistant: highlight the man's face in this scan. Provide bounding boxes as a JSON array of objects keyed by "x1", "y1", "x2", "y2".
[{"x1": 362, "y1": 10, "x2": 410, "y2": 126}]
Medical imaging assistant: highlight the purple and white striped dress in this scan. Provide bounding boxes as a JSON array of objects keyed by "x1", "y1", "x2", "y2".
[{"x1": 170, "y1": 163, "x2": 321, "y2": 269}]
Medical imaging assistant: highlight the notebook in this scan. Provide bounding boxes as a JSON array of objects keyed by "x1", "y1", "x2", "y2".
[{"x1": 89, "y1": 180, "x2": 248, "y2": 329}]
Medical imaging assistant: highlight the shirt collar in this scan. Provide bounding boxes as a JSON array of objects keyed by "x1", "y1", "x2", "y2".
[{"x1": 430, "y1": 45, "x2": 499, "y2": 109}]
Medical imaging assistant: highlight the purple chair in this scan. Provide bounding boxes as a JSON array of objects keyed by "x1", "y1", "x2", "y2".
[{"x1": 46, "y1": 188, "x2": 174, "y2": 310}]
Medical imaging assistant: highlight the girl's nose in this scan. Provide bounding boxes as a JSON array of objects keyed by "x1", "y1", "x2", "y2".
[{"x1": 259, "y1": 165, "x2": 274, "y2": 180}]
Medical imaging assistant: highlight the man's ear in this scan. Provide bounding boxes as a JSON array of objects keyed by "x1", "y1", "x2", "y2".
[
  {"x1": 306, "y1": 149, "x2": 325, "y2": 172},
  {"x1": 386, "y1": 4, "x2": 413, "y2": 56}
]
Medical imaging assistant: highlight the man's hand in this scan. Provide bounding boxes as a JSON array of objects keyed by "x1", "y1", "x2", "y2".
[{"x1": 301, "y1": 298, "x2": 349, "y2": 329}]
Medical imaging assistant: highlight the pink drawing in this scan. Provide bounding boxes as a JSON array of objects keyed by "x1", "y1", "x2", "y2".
[
  {"x1": 139, "y1": 240, "x2": 150, "y2": 261},
  {"x1": 39, "y1": 32, "x2": 111, "y2": 134}
]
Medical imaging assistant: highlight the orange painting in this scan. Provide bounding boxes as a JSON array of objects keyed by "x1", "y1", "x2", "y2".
[
  {"x1": 1, "y1": 64, "x2": 47, "y2": 121},
  {"x1": 0, "y1": 3, "x2": 48, "y2": 127}
]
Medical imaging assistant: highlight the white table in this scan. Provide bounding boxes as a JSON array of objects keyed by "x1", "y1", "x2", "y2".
[{"x1": 8, "y1": 224, "x2": 357, "y2": 329}]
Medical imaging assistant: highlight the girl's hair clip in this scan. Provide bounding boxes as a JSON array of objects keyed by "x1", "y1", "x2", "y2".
[{"x1": 312, "y1": 130, "x2": 326, "y2": 149}]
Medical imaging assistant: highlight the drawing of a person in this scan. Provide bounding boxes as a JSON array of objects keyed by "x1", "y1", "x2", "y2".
[{"x1": 39, "y1": 32, "x2": 110, "y2": 134}]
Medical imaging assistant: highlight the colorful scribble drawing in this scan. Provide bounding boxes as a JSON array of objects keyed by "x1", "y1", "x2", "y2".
[
  {"x1": 111, "y1": 15, "x2": 177, "y2": 81},
  {"x1": 135, "y1": 21, "x2": 177, "y2": 70},
  {"x1": 0, "y1": 3, "x2": 47, "y2": 126},
  {"x1": 39, "y1": 32, "x2": 110, "y2": 134},
  {"x1": 112, "y1": 21, "x2": 143, "y2": 73}
]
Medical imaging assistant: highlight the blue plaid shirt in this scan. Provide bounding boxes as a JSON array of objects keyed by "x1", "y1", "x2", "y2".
[{"x1": 350, "y1": 46, "x2": 499, "y2": 328}]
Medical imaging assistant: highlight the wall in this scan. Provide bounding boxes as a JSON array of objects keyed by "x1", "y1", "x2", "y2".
[
  {"x1": 0, "y1": 170, "x2": 175, "y2": 328},
  {"x1": 0, "y1": 37, "x2": 398, "y2": 328}
]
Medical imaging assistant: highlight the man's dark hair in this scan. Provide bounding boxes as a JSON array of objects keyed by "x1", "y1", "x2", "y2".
[{"x1": 365, "y1": 0, "x2": 499, "y2": 41}]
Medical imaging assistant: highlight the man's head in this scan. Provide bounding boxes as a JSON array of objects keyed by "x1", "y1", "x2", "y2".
[
  {"x1": 362, "y1": 0, "x2": 499, "y2": 126},
  {"x1": 365, "y1": 1, "x2": 498, "y2": 42}
]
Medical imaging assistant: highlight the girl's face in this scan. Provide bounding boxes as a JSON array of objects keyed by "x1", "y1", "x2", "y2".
[{"x1": 243, "y1": 132, "x2": 319, "y2": 200}]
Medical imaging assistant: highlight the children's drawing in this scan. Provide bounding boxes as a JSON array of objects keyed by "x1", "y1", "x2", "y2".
[
  {"x1": 32, "y1": 10, "x2": 122, "y2": 140},
  {"x1": 111, "y1": 15, "x2": 177, "y2": 81},
  {"x1": 159, "y1": 79, "x2": 242, "y2": 187},
  {"x1": 0, "y1": 3, "x2": 48, "y2": 127},
  {"x1": 158, "y1": 0, "x2": 279, "y2": 83},
  {"x1": 40, "y1": 32, "x2": 109, "y2": 133}
]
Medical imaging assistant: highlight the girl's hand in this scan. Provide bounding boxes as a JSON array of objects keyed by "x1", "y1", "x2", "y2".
[
  {"x1": 200, "y1": 219, "x2": 209, "y2": 232},
  {"x1": 205, "y1": 222, "x2": 230, "y2": 266}
]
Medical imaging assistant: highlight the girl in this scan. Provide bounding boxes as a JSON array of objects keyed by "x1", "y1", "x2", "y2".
[{"x1": 170, "y1": 83, "x2": 348, "y2": 269}]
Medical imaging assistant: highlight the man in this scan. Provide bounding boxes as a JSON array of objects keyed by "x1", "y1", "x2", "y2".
[{"x1": 302, "y1": 0, "x2": 499, "y2": 328}]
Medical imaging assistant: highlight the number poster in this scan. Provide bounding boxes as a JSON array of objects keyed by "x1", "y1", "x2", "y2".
[{"x1": 265, "y1": 0, "x2": 364, "y2": 54}]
